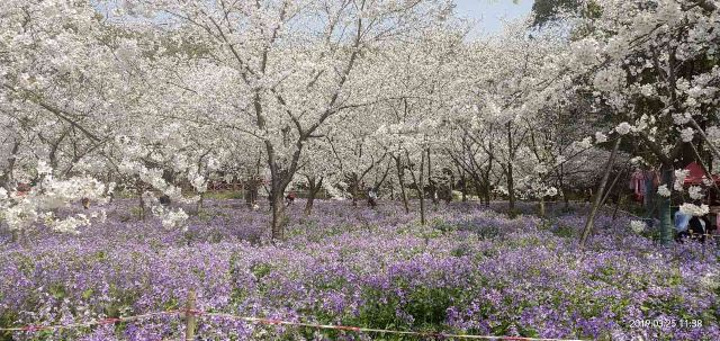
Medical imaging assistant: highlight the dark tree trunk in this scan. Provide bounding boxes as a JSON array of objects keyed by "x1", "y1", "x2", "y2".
[
  {"x1": 304, "y1": 177, "x2": 323, "y2": 216},
  {"x1": 271, "y1": 194, "x2": 287, "y2": 240},
  {"x1": 657, "y1": 167, "x2": 674, "y2": 245},
  {"x1": 395, "y1": 156, "x2": 410, "y2": 214},
  {"x1": 418, "y1": 151, "x2": 426, "y2": 225},
  {"x1": 0, "y1": 140, "x2": 20, "y2": 190},
  {"x1": 136, "y1": 181, "x2": 146, "y2": 221},
  {"x1": 245, "y1": 179, "x2": 259, "y2": 207},
  {"x1": 506, "y1": 122, "x2": 516, "y2": 213},
  {"x1": 427, "y1": 149, "x2": 438, "y2": 205},
  {"x1": 473, "y1": 178, "x2": 484, "y2": 203},
  {"x1": 349, "y1": 174, "x2": 360, "y2": 207}
]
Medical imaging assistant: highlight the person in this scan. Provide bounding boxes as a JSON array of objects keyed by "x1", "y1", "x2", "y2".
[
  {"x1": 674, "y1": 209, "x2": 692, "y2": 242},
  {"x1": 685, "y1": 215, "x2": 709, "y2": 243},
  {"x1": 367, "y1": 187, "x2": 378, "y2": 208},
  {"x1": 81, "y1": 197, "x2": 90, "y2": 209},
  {"x1": 676, "y1": 207, "x2": 710, "y2": 243},
  {"x1": 285, "y1": 191, "x2": 296, "y2": 206},
  {"x1": 159, "y1": 194, "x2": 171, "y2": 206},
  {"x1": 630, "y1": 169, "x2": 646, "y2": 203},
  {"x1": 16, "y1": 182, "x2": 30, "y2": 196},
  {"x1": 584, "y1": 188, "x2": 593, "y2": 205}
]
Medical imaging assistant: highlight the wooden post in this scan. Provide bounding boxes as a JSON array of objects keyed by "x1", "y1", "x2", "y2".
[{"x1": 185, "y1": 289, "x2": 197, "y2": 341}]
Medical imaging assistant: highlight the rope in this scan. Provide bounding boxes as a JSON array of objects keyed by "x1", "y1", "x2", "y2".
[
  {"x1": 0, "y1": 311, "x2": 170, "y2": 332},
  {"x1": 0, "y1": 309, "x2": 590, "y2": 341},
  {"x1": 190, "y1": 311, "x2": 588, "y2": 341}
]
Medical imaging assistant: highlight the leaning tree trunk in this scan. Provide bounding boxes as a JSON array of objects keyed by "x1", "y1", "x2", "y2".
[{"x1": 580, "y1": 138, "x2": 622, "y2": 247}]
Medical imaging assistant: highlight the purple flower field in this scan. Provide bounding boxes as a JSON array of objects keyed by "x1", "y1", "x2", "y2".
[{"x1": 1, "y1": 200, "x2": 718, "y2": 341}]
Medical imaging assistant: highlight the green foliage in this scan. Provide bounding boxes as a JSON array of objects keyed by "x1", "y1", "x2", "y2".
[
  {"x1": 532, "y1": 0, "x2": 602, "y2": 28},
  {"x1": 451, "y1": 243, "x2": 471, "y2": 257},
  {"x1": 532, "y1": 0, "x2": 581, "y2": 26},
  {"x1": 553, "y1": 223, "x2": 576, "y2": 238},
  {"x1": 250, "y1": 262, "x2": 273, "y2": 280}
]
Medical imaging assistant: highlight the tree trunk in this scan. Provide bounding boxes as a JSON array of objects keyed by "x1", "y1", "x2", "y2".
[
  {"x1": 395, "y1": 157, "x2": 410, "y2": 214},
  {"x1": 484, "y1": 183, "x2": 491, "y2": 206},
  {"x1": 271, "y1": 194, "x2": 287, "y2": 240},
  {"x1": 580, "y1": 138, "x2": 622, "y2": 247},
  {"x1": 350, "y1": 174, "x2": 360, "y2": 207},
  {"x1": 0, "y1": 140, "x2": 20, "y2": 190},
  {"x1": 461, "y1": 172, "x2": 468, "y2": 202},
  {"x1": 304, "y1": 177, "x2": 323, "y2": 216},
  {"x1": 268, "y1": 166, "x2": 296, "y2": 241},
  {"x1": 473, "y1": 178, "x2": 484, "y2": 204},
  {"x1": 506, "y1": 122, "x2": 516, "y2": 213},
  {"x1": 539, "y1": 196, "x2": 546, "y2": 218},
  {"x1": 418, "y1": 151, "x2": 426, "y2": 225},
  {"x1": 245, "y1": 179, "x2": 258, "y2": 207},
  {"x1": 136, "y1": 181, "x2": 146, "y2": 221},
  {"x1": 195, "y1": 193, "x2": 204, "y2": 215},
  {"x1": 427, "y1": 149, "x2": 438, "y2": 205},
  {"x1": 657, "y1": 167, "x2": 674, "y2": 245},
  {"x1": 507, "y1": 162, "x2": 515, "y2": 213},
  {"x1": 559, "y1": 167, "x2": 569, "y2": 209},
  {"x1": 304, "y1": 192, "x2": 315, "y2": 216}
]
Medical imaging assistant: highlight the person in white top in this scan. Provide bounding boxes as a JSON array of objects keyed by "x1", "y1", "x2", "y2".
[{"x1": 367, "y1": 188, "x2": 378, "y2": 208}]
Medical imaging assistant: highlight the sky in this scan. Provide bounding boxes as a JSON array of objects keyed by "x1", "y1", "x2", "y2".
[{"x1": 454, "y1": 0, "x2": 535, "y2": 37}]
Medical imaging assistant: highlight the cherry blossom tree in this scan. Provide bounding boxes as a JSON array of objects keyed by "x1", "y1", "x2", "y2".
[{"x1": 557, "y1": 0, "x2": 720, "y2": 243}]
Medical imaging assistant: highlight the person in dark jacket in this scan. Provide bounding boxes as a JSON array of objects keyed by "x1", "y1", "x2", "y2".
[
  {"x1": 159, "y1": 195, "x2": 171, "y2": 206},
  {"x1": 677, "y1": 214, "x2": 709, "y2": 243}
]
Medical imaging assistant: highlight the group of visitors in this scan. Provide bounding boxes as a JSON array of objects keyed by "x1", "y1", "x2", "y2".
[{"x1": 674, "y1": 204, "x2": 717, "y2": 243}]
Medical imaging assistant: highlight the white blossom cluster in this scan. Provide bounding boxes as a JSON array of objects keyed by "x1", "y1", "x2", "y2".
[
  {"x1": 0, "y1": 162, "x2": 109, "y2": 233},
  {"x1": 629, "y1": 220, "x2": 646, "y2": 234},
  {"x1": 679, "y1": 203, "x2": 710, "y2": 217}
]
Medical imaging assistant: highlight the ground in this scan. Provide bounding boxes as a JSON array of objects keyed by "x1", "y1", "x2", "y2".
[{"x1": 0, "y1": 199, "x2": 719, "y2": 340}]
